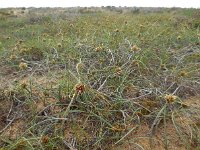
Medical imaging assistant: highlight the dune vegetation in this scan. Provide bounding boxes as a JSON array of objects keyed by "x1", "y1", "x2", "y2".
[{"x1": 0, "y1": 7, "x2": 200, "y2": 150}]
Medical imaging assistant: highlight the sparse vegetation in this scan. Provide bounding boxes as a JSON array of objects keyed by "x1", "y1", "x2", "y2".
[{"x1": 0, "y1": 7, "x2": 200, "y2": 150}]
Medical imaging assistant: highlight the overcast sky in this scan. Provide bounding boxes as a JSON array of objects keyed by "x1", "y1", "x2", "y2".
[{"x1": 0, "y1": 0, "x2": 199, "y2": 8}]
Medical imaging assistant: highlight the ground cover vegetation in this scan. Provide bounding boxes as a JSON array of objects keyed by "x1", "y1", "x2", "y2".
[{"x1": 0, "y1": 7, "x2": 200, "y2": 150}]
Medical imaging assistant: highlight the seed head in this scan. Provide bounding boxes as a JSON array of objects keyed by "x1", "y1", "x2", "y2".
[
  {"x1": 10, "y1": 54, "x2": 17, "y2": 60},
  {"x1": 75, "y1": 83, "x2": 85, "y2": 94},
  {"x1": 18, "y1": 39, "x2": 23, "y2": 44},
  {"x1": 179, "y1": 71, "x2": 188, "y2": 77},
  {"x1": 43, "y1": 33, "x2": 48, "y2": 37},
  {"x1": 70, "y1": 23, "x2": 74, "y2": 27},
  {"x1": 160, "y1": 64, "x2": 167, "y2": 70},
  {"x1": 164, "y1": 94, "x2": 177, "y2": 103},
  {"x1": 131, "y1": 45, "x2": 141, "y2": 52},
  {"x1": 76, "y1": 62, "x2": 84, "y2": 71},
  {"x1": 19, "y1": 62, "x2": 28, "y2": 70},
  {"x1": 98, "y1": 58, "x2": 104, "y2": 64},
  {"x1": 132, "y1": 60, "x2": 138, "y2": 65},
  {"x1": 19, "y1": 48, "x2": 28, "y2": 54},
  {"x1": 95, "y1": 46, "x2": 103, "y2": 52},
  {"x1": 41, "y1": 135, "x2": 49, "y2": 144},
  {"x1": 114, "y1": 29, "x2": 119, "y2": 32},
  {"x1": 57, "y1": 43, "x2": 62, "y2": 48},
  {"x1": 20, "y1": 82, "x2": 27, "y2": 89},
  {"x1": 177, "y1": 35, "x2": 181, "y2": 40},
  {"x1": 115, "y1": 67, "x2": 122, "y2": 75}
]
